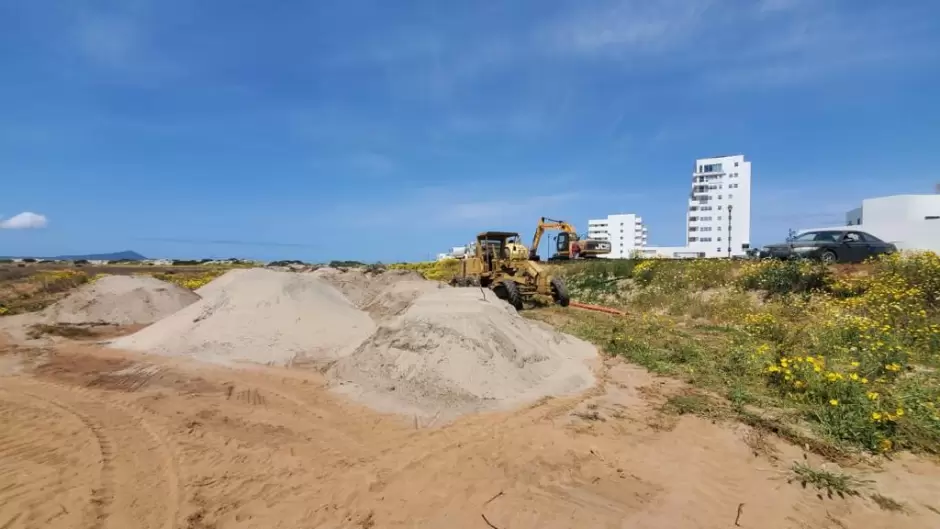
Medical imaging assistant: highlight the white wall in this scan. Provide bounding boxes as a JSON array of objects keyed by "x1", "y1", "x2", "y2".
[
  {"x1": 850, "y1": 195, "x2": 940, "y2": 252},
  {"x1": 639, "y1": 246, "x2": 705, "y2": 259},
  {"x1": 686, "y1": 154, "x2": 752, "y2": 258},
  {"x1": 588, "y1": 213, "x2": 648, "y2": 258}
]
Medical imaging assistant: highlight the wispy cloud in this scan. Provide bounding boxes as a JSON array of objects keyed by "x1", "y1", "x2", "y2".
[
  {"x1": 348, "y1": 151, "x2": 397, "y2": 176},
  {"x1": 540, "y1": 0, "x2": 711, "y2": 57},
  {"x1": 1, "y1": 212, "x2": 49, "y2": 229},
  {"x1": 74, "y1": 13, "x2": 140, "y2": 68},
  {"x1": 538, "y1": 0, "x2": 935, "y2": 90},
  {"x1": 330, "y1": 184, "x2": 592, "y2": 230},
  {"x1": 66, "y1": 0, "x2": 184, "y2": 81}
]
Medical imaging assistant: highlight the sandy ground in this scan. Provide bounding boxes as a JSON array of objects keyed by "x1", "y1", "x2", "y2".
[{"x1": 2, "y1": 335, "x2": 939, "y2": 529}]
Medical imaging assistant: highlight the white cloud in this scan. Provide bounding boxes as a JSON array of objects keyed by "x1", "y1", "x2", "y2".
[{"x1": 0, "y1": 212, "x2": 49, "y2": 229}]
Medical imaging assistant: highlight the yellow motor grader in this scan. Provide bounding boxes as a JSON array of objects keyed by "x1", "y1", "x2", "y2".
[{"x1": 450, "y1": 231, "x2": 569, "y2": 310}]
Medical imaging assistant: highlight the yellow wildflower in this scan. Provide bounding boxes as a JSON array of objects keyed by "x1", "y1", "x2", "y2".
[
  {"x1": 872, "y1": 412, "x2": 882, "y2": 421},
  {"x1": 896, "y1": 408, "x2": 905, "y2": 417},
  {"x1": 850, "y1": 361, "x2": 860, "y2": 368},
  {"x1": 867, "y1": 392, "x2": 879, "y2": 400},
  {"x1": 829, "y1": 399, "x2": 839, "y2": 406},
  {"x1": 849, "y1": 373, "x2": 859, "y2": 381}
]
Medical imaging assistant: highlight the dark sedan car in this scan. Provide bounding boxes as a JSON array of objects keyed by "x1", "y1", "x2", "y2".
[{"x1": 756, "y1": 229, "x2": 897, "y2": 264}]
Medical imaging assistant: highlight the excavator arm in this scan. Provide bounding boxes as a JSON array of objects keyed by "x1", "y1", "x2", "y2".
[
  {"x1": 530, "y1": 216, "x2": 611, "y2": 260},
  {"x1": 530, "y1": 217, "x2": 580, "y2": 260}
]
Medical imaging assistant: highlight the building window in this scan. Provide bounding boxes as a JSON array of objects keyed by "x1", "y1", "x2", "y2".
[
  {"x1": 718, "y1": 237, "x2": 722, "y2": 241},
  {"x1": 718, "y1": 195, "x2": 722, "y2": 199},
  {"x1": 734, "y1": 162, "x2": 739, "y2": 167},
  {"x1": 729, "y1": 194, "x2": 733, "y2": 198}
]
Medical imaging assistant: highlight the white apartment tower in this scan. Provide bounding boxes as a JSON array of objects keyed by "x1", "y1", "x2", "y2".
[
  {"x1": 687, "y1": 155, "x2": 752, "y2": 258},
  {"x1": 587, "y1": 214, "x2": 648, "y2": 258}
]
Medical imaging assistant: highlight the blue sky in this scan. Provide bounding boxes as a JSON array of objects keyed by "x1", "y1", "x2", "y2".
[{"x1": 2, "y1": 0, "x2": 939, "y2": 262}]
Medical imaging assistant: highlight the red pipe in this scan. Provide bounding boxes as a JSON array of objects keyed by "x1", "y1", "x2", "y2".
[{"x1": 569, "y1": 301, "x2": 625, "y2": 316}]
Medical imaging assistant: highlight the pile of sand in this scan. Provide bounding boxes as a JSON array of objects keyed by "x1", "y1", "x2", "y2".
[
  {"x1": 109, "y1": 268, "x2": 375, "y2": 366},
  {"x1": 310, "y1": 267, "x2": 424, "y2": 309},
  {"x1": 328, "y1": 287, "x2": 597, "y2": 419},
  {"x1": 106, "y1": 267, "x2": 597, "y2": 420},
  {"x1": 40, "y1": 275, "x2": 199, "y2": 325}
]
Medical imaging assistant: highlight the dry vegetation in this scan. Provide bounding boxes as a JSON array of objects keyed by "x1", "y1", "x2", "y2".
[{"x1": 0, "y1": 264, "x2": 236, "y2": 316}]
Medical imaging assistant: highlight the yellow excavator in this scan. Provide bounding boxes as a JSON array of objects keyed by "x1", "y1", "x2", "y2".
[{"x1": 529, "y1": 217, "x2": 612, "y2": 261}]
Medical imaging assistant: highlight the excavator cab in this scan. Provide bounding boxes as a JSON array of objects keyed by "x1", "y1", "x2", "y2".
[{"x1": 556, "y1": 232, "x2": 575, "y2": 255}]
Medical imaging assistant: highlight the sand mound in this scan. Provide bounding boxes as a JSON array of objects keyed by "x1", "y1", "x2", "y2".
[
  {"x1": 40, "y1": 275, "x2": 199, "y2": 325},
  {"x1": 311, "y1": 267, "x2": 425, "y2": 308},
  {"x1": 110, "y1": 268, "x2": 375, "y2": 366},
  {"x1": 328, "y1": 287, "x2": 597, "y2": 419}
]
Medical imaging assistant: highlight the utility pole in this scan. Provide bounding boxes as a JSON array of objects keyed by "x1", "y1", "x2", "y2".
[{"x1": 727, "y1": 204, "x2": 733, "y2": 259}]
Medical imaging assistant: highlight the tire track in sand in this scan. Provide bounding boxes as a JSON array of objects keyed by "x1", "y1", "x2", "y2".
[
  {"x1": 0, "y1": 379, "x2": 181, "y2": 529},
  {"x1": 0, "y1": 387, "x2": 100, "y2": 528}
]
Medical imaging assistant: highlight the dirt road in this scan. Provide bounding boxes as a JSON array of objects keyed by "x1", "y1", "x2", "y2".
[{"x1": 2, "y1": 340, "x2": 938, "y2": 529}]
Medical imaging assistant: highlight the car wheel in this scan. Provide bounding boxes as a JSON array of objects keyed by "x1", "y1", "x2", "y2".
[{"x1": 820, "y1": 250, "x2": 838, "y2": 264}]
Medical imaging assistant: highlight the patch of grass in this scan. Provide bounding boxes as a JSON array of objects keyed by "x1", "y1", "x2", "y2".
[
  {"x1": 0, "y1": 268, "x2": 90, "y2": 316},
  {"x1": 870, "y1": 493, "x2": 906, "y2": 512},
  {"x1": 789, "y1": 460, "x2": 870, "y2": 498},
  {"x1": 572, "y1": 410, "x2": 605, "y2": 422},
  {"x1": 743, "y1": 428, "x2": 780, "y2": 460},
  {"x1": 27, "y1": 323, "x2": 97, "y2": 339},
  {"x1": 738, "y1": 260, "x2": 832, "y2": 296},
  {"x1": 387, "y1": 259, "x2": 461, "y2": 282},
  {"x1": 662, "y1": 391, "x2": 715, "y2": 416},
  {"x1": 151, "y1": 268, "x2": 228, "y2": 290}
]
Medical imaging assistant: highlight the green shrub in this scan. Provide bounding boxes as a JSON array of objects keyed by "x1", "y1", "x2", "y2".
[{"x1": 738, "y1": 260, "x2": 831, "y2": 295}]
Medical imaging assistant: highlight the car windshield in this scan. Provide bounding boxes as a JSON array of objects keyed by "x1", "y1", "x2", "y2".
[{"x1": 792, "y1": 231, "x2": 841, "y2": 243}]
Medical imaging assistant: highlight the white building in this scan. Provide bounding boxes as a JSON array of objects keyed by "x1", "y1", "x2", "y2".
[
  {"x1": 800, "y1": 193, "x2": 940, "y2": 253},
  {"x1": 686, "y1": 154, "x2": 752, "y2": 258},
  {"x1": 587, "y1": 214, "x2": 648, "y2": 258},
  {"x1": 642, "y1": 154, "x2": 753, "y2": 258}
]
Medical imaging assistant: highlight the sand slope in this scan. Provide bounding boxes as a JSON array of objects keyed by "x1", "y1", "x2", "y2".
[
  {"x1": 329, "y1": 288, "x2": 597, "y2": 419},
  {"x1": 311, "y1": 267, "x2": 424, "y2": 308},
  {"x1": 110, "y1": 268, "x2": 375, "y2": 366}
]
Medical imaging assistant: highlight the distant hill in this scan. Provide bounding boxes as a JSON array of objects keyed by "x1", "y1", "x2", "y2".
[
  {"x1": 0, "y1": 250, "x2": 148, "y2": 261},
  {"x1": 54, "y1": 250, "x2": 148, "y2": 261}
]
